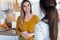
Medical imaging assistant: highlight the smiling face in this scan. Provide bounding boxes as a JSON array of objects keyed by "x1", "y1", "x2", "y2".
[{"x1": 23, "y1": 2, "x2": 31, "y2": 13}]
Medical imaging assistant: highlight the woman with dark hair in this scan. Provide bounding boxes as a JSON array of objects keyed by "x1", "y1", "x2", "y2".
[
  {"x1": 34, "y1": 0, "x2": 58, "y2": 40},
  {"x1": 16, "y1": 0, "x2": 39, "y2": 40}
]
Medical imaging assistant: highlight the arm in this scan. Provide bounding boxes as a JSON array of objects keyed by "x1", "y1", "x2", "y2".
[
  {"x1": 34, "y1": 22, "x2": 44, "y2": 40},
  {"x1": 16, "y1": 17, "x2": 21, "y2": 37},
  {"x1": 21, "y1": 31, "x2": 34, "y2": 38},
  {"x1": 27, "y1": 33, "x2": 34, "y2": 38},
  {"x1": 16, "y1": 16, "x2": 29, "y2": 38}
]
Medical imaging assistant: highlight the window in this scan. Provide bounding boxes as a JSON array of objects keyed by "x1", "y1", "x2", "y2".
[{"x1": 56, "y1": 0, "x2": 60, "y2": 9}]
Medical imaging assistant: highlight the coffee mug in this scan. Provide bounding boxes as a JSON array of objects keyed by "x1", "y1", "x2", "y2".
[{"x1": 0, "y1": 19, "x2": 5, "y2": 24}]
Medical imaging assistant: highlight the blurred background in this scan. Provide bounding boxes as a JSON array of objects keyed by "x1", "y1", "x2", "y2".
[{"x1": 0, "y1": 0, "x2": 60, "y2": 40}]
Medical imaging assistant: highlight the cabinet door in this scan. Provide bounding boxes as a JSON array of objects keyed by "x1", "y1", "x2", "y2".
[{"x1": 0, "y1": 35, "x2": 18, "y2": 40}]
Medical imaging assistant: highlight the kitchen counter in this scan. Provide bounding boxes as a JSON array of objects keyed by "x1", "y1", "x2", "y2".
[
  {"x1": 0, "y1": 29, "x2": 16, "y2": 36},
  {"x1": 0, "y1": 29, "x2": 19, "y2": 40}
]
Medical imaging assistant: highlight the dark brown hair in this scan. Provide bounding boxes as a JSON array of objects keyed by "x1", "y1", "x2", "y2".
[{"x1": 40, "y1": 0, "x2": 58, "y2": 40}]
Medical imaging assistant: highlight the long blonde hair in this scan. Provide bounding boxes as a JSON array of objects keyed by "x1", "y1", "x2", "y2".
[{"x1": 20, "y1": 0, "x2": 32, "y2": 26}]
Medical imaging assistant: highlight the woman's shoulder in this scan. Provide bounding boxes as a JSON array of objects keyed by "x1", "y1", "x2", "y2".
[
  {"x1": 33, "y1": 14, "x2": 40, "y2": 22},
  {"x1": 35, "y1": 21, "x2": 49, "y2": 28},
  {"x1": 17, "y1": 16, "x2": 20, "y2": 20},
  {"x1": 38, "y1": 21, "x2": 48, "y2": 25},
  {"x1": 18, "y1": 16, "x2": 20, "y2": 18},
  {"x1": 33, "y1": 15, "x2": 39, "y2": 19}
]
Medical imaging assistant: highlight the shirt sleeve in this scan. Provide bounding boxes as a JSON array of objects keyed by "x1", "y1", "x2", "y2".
[
  {"x1": 16, "y1": 16, "x2": 21, "y2": 37},
  {"x1": 34, "y1": 22, "x2": 44, "y2": 40},
  {"x1": 35, "y1": 15, "x2": 40, "y2": 23},
  {"x1": 34, "y1": 21, "x2": 50, "y2": 40}
]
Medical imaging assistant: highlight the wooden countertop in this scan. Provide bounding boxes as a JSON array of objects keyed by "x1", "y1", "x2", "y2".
[{"x1": 0, "y1": 29, "x2": 17, "y2": 36}]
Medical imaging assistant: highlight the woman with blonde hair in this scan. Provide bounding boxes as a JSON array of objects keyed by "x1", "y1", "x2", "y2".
[{"x1": 16, "y1": 0, "x2": 39, "y2": 40}]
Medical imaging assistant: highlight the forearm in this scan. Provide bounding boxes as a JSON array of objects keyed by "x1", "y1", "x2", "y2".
[
  {"x1": 16, "y1": 29, "x2": 21, "y2": 37},
  {"x1": 28, "y1": 33, "x2": 34, "y2": 37}
]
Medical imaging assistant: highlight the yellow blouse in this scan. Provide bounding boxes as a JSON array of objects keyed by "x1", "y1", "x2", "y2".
[{"x1": 16, "y1": 15, "x2": 40, "y2": 40}]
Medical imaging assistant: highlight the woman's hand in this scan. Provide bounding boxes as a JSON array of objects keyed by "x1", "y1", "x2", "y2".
[
  {"x1": 21, "y1": 31, "x2": 29, "y2": 38},
  {"x1": 28, "y1": 33, "x2": 34, "y2": 38},
  {"x1": 21, "y1": 31, "x2": 34, "y2": 38}
]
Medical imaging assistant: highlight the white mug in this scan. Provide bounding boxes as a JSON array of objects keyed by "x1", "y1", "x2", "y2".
[
  {"x1": 0, "y1": 19, "x2": 5, "y2": 24},
  {"x1": 12, "y1": 21, "x2": 16, "y2": 28}
]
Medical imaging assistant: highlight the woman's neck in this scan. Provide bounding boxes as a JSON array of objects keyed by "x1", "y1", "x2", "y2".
[{"x1": 25, "y1": 12, "x2": 31, "y2": 16}]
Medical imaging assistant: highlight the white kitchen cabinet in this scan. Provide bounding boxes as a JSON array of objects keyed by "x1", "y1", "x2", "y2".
[
  {"x1": 0, "y1": 35, "x2": 18, "y2": 40},
  {"x1": 0, "y1": 29, "x2": 19, "y2": 40}
]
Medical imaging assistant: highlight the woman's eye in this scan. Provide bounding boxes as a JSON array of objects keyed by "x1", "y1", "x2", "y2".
[
  {"x1": 28, "y1": 5, "x2": 29, "y2": 6},
  {"x1": 23, "y1": 5, "x2": 26, "y2": 7},
  {"x1": 28, "y1": 4, "x2": 30, "y2": 7}
]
